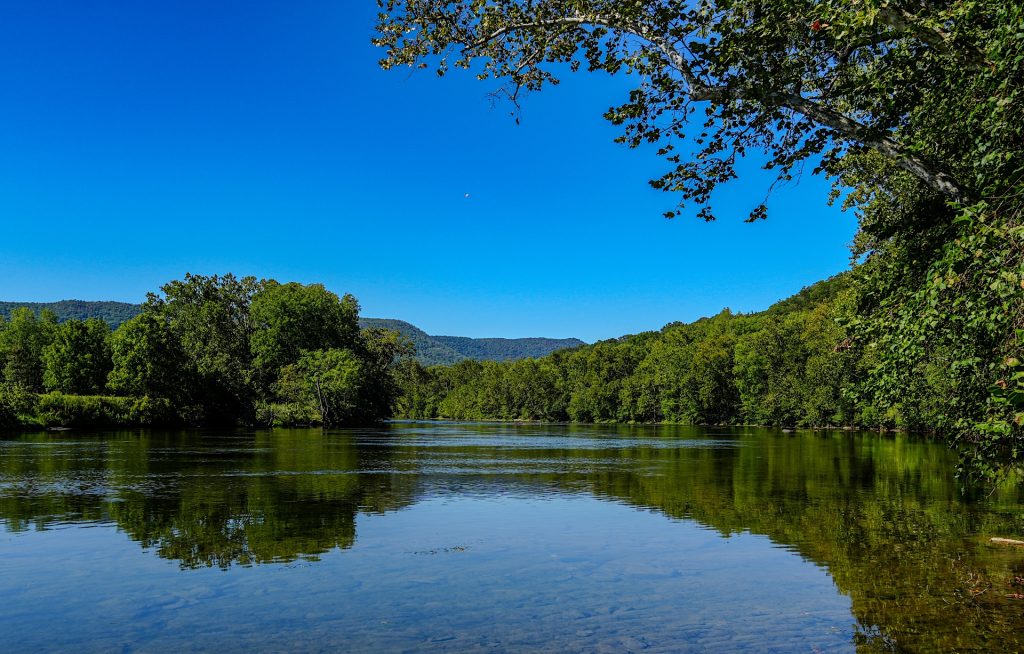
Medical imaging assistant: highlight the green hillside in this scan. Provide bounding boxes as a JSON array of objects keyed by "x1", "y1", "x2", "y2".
[
  {"x1": 0, "y1": 300, "x2": 141, "y2": 328},
  {"x1": 433, "y1": 335, "x2": 585, "y2": 362},
  {"x1": 359, "y1": 318, "x2": 584, "y2": 366},
  {"x1": 358, "y1": 318, "x2": 467, "y2": 366}
]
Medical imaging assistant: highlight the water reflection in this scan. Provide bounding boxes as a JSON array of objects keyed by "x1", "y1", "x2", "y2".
[
  {"x1": 0, "y1": 430, "x2": 420, "y2": 567},
  {"x1": 1, "y1": 423, "x2": 1023, "y2": 651}
]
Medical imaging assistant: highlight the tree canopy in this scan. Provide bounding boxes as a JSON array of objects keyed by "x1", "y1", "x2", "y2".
[
  {"x1": 250, "y1": 281, "x2": 362, "y2": 391},
  {"x1": 42, "y1": 318, "x2": 112, "y2": 395}
]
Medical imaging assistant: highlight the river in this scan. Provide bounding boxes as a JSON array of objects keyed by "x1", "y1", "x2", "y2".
[{"x1": 1, "y1": 423, "x2": 1022, "y2": 652}]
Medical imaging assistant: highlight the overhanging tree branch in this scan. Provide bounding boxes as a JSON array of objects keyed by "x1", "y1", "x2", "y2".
[{"x1": 458, "y1": 11, "x2": 968, "y2": 202}]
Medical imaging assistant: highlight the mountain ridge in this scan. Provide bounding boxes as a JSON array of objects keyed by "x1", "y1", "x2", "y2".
[
  {"x1": 358, "y1": 318, "x2": 585, "y2": 365},
  {"x1": 0, "y1": 300, "x2": 141, "y2": 328}
]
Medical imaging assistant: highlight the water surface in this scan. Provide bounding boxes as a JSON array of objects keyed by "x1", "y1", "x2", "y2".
[{"x1": 2, "y1": 423, "x2": 1023, "y2": 652}]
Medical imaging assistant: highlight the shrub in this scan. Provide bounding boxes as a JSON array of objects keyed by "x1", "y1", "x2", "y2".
[
  {"x1": 36, "y1": 393, "x2": 175, "y2": 427},
  {"x1": 256, "y1": 400, "x2": 320, "y2": 427},
  {"x1": 126, "y1": 396, "x2": 176, "y2": 425},
  {"x1": 0, "y1": 385, "x2": 38, "y2": 428}
]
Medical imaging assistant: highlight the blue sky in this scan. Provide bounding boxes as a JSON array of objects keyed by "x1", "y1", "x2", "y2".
[{"x1": 0, "y1": 1, "x2": 857, "y2": 342}]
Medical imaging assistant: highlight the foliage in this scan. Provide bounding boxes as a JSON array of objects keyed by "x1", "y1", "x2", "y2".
[
  {"x1": 42, "y1": 318, "x2": 112, "y2": 395},
  {"x1": 396, "y1": 277, "x2": 862, "y2": 426},
  {"x1": 1, "y1": 275, "x2": 412, "y2": 429},
  {"x1": 144, "y1": 273, "x2": 263, "y2": 424},
  {"x1": 357, "y1": 327, "x2": 416, "y2": 420},
  {"x1": 108, "y1": 312, "x2": 188, "y2": 401},
  {"x1": 256, "y1": 400, "x2": 321, "y2": 428},
  {"x1": 0, "y1": 388, "x2": 19, "y2": 428},
  {"x1": 980, "y1": 330, "x2": 1024, "y2": 464},
  {"x1": 267, "y1": 328, "x2": 413, "y2": 427},
  {"x1": 278, "y1": 349, "x2": 365, "y2": 426},
  {"x1": 850, "y1": 199, "x2": 1024, "y2": 482},
  {"x1": 251, "y1": 282, "x2": 361, "y2": 391},
  {"x1": 0, "y1": 308, "x2": 57, "y2": 392},
  {"x1": 35, "y1": 393, "x2": 174, "y2": 427}
]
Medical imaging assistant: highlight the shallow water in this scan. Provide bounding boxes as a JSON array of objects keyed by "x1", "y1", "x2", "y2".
[{"x1": 1, "y1": 423, "x2": 1023, "y2": 652}]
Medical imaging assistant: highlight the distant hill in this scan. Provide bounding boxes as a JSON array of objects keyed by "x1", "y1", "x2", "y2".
[
  {"x1": 432, "y1": 335, "x2": 586, "y2": 362},
  {"x1": 358, "y1": 318, "x2": 467, "y2": 366},
  {"x1": 359, "y1": 318, "x2": 584, "y2": 366},
  {"x1": 0, "y1": 300, "x2": 142, "y2": 328},
  {"x1": 0, "y1": 301, "x2": 583, "y2": 366}
]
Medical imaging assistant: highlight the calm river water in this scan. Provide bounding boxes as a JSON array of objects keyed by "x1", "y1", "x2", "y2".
[{"x1": 1, "y1": 423, "x2": 1023, "y2": 652}]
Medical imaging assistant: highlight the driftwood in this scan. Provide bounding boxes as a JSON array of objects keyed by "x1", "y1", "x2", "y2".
[{"x1": 990, "y1": 537, "x2": 1024, "y2": 547}]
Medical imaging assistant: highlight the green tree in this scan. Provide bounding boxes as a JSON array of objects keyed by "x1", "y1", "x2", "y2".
[
  {"x1": 685, "y1": 330, "x2": 739, "y2": 425},
  {"x1": 42, "y1": 318, "x2": 112, "y2": 395},
  {"x1": 283, "y1": 349, "x2": 364, "y2": 426},
  {"x1": 434, "y1": 359, "x2": 486, "y2": 419},
  {"x1": 565, "y1": 341, "x2": 643, "y2": 422},
  {"x1": 392, "y1": 358, "x2": 438, "y2": 419},
  {"x1": 147, "y1": 273, "x2": 263, "y2": 423},
  {"x1": 356, "y1": 327, "x2": 415, "y2": 422},
  {"x1": 108, "y1": 313, "x2": 188, "y2": 401},
  {"x1": 250, "y1": 282, "x2": 361, "y2": 390},
  {"x1": 0, "y1": 307, "x2": 57, "y2": 392},
  {"x1": 733, "y1": 314, "x2": 808, "y2": 427},
  {"x1": 798, "y1": 297, "x2": 856, "y2": 427},
  {"x1": 641, "y1": 327, "x2": 698, "y2": 423}
]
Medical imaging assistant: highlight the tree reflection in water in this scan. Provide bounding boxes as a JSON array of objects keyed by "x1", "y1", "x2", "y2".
[{"x1": 1, "y1": 424, "x2": 1023, "y2": 651}]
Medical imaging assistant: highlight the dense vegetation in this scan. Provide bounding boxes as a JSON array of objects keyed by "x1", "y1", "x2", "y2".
[
  {"x1": 0, "y1": 274, "x2": 410, "y2": 428},
  {"x1": 394, "y1": 274, "x2": 877, "y2": 428},
  {"x1": 376, "y1": 1, "x2": 1024, "y2": 480},
  {"x1": 0, "y1": 300, "x2": 141, "y2": 328}
]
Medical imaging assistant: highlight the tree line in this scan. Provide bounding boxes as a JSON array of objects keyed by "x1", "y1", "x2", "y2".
[
  {"x1": 394, "y1": 274, "x2": 925, "y2": 429},
  {"x1": 1, "y1": 264, "x2": 1019, "y2": 481},
  {"x1": 0, "y1": 274, "x2": 410, "y2": 428}
]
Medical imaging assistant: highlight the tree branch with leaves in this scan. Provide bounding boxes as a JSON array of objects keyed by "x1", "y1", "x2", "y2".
[{"x1": 374, "y1": 0, "x2": 1006, "y2": 220}]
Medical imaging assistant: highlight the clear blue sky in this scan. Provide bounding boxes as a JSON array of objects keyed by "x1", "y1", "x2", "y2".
[{"x1": 0, "y1": 1, "x2": 856, "y2": 342}]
